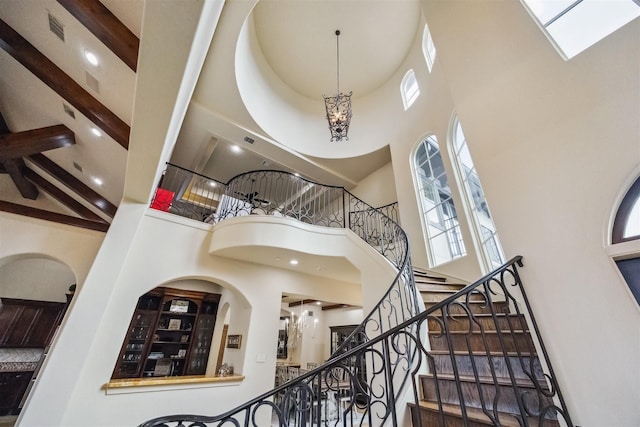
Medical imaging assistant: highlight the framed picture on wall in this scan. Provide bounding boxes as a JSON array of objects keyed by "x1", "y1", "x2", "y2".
[{"x1": 227, "y1": 334, "x2": 242, "y2": 349}]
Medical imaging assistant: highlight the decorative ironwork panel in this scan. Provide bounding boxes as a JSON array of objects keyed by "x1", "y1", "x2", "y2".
[{"x1": 145, "y1": 166, "x2": 573, "y2": 427}]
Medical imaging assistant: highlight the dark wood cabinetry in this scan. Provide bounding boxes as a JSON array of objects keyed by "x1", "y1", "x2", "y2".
[
  {"x1": 111, "y1": 288, "x2": 220, "y2": 379},
  {"x1": 330, "y1": 325, "x2": 367, "y2": 403},
  {"x1": 0, "y1": 299, "x2": 65, "y2": 348},
  {"x1": 0, "y1": 371, "x2": 31, "y2": 415}
]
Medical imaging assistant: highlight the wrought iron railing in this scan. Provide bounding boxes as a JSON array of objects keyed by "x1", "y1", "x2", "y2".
[
  {"x1": 144, "y1": 166, "x2": 572, "y2": 427},
  {"x1": 152, "y1": 166, "x2": 419, "y2": 341}
]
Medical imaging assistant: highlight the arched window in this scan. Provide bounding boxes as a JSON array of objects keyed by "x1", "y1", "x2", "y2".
[
  {"x1": 413, "y1": 135, "x2": 465, "y2": 266},
  {"x1": 450, "y1": 117, "x2": 505, "y2": 272},
  {"x1": 401, "y1": 69, "x2": 420, "y2": 110},
  {"x1": 422, "y1": 24, "x2": 436, "y2": 73},
  {"x1": 612, "y1": 176, "x2": 640, "y2": 306},
  {"x1": 612, "y1": 176, "x2": 640, "y2": 243}
]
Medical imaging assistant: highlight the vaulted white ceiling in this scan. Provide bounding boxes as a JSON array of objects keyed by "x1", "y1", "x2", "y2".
[{"x1": 0, "y1": 0, "x2": 423, "y2": 214}]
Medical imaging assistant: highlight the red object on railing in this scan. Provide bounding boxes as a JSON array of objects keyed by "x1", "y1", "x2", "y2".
[{"x1": 151, "y1": 188, "x2": 174, "y2": 212}]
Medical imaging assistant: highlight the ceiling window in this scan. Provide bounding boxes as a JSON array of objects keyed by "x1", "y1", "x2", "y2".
[
  {"x1": 521, "y1": 0, "x2": 640, "y2": 59},
  {"x1": 422, "y1": 24, "x2": 437, "y2": 72},
  {"x1": 401, "y1": 69, "x2": 420, "y2": 110},
  {"x1": 450, "y1": 117, "x2": 505, "y2": 272},
  {"x1": 612, "y1": 176, "x2": 640, "y2": 244},
  {"x1": 413, "y1": 135, "x2": 466, "y2": 267}
]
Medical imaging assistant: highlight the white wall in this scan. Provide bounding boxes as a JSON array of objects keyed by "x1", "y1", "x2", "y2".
[
  {"x1": 0, "y1": 211, "x2": 105, "y2": 289},
  {"x1": 0, "y1": 258, "x2": 75, "y2": 303},
  {"x1": 416, "y1": 1, "x2": 640, "y2": 425},
  {"x1": 349, "y1": 161, "x2": 397, "y2": 208},
  {"x1": 386, "y1": 26, "x2": 484, "y2": 280},
  {"x1": 17, "y1": 208, "x2": 396, "y2": 427}
]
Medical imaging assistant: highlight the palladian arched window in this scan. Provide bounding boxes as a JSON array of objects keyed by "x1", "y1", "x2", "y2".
[
  {"x1": 612, "y1": 176, "x2": 640, "y2": 243},
  {"x1": 612, "y1": 176, "x2": 640, "y2": 306},
  {"x1": 413, "y1": 135, "x2": 465, "y2": 266},
  {"x1": 450, "y1": 117, "x2": 505, "y2": 272}
]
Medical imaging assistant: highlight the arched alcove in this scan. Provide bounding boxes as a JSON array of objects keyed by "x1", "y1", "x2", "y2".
[{"x1": 0, "y1": 254, "x2": 76, "y2": 303}]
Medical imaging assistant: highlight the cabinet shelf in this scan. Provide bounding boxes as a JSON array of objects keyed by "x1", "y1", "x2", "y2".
[
  {"x1": 161, "y1": 311, "x2": 196, "y2": 316},
  {"x1": 152, "y1": 341, "x2": 189, "y2": 345},
  {"x1": 112, "y1": 288, "x2": 220, "y2": 380}
]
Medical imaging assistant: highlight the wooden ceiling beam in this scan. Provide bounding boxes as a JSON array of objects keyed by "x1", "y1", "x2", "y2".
[
  {"x1": 0, "y1": 124, "x2": 75, "y2": 161},
  {"x1": 28, "y1": 153, "x2": 117, "y2": 218},
  {"x1": 56, "y1": 0, "x2": 139, "y2": 72},
  {"x1": 0, "y1": 19, "x2": 130, "y2": 149},
  {"x1": 322, "y1": 304, "x2": 354, "y2": 311},
  {"x1": 1, "y1": 158, "x2": 39, "y2": 199},
  {"x1": 287, "y1": 299, "x2": 317, "y2": 308},
  {"x1": 0, "y1": 200, "x2": 109, "y2": 232},
  {"x1": 24, "y1": 168, "x2": 106, "y2": 222}
]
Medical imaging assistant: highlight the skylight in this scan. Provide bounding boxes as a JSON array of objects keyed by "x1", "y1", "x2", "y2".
[{"x1": 521, "y1": 0, "x2": 640, "y2": 59}]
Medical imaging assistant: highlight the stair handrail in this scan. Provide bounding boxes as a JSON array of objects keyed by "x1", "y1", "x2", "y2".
[
  {"x1": 154, "y1": 166, "x2": 420, "y2": 344},
  {"x1": 175, "y1": 168, "x2": 422, "y2": 350},
  {"x1": 147, "y1": 166, "x2": 573, "y2": 427},
  {"x1": 140, "y1": 256, "x2": 573, "y2": 427}
]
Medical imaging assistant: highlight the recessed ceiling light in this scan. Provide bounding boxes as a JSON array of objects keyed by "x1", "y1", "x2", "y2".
[
  {"x1": 316, "y1": 301, "x2": 321, "y2": 305},
  {"x1": 230, "y1": 145, "x2": 242, "y2": 153},
  {"x1": 208, "y1": 181, "x2": 216, "y2": 187},
  {"x1": 290, "y1": 259, "x2": 299, "y2": 265},
  {"x1": 294, "y1": 173, "x2": 300, "y2": 177},
  {"x1": 84, "y1": 49, "x2": 99, "y2": 66},
  {"x1": 91, "y1": 127, "x2": 102, "y2": 137},
  {"x1": 92, "y1": 177, "x2": 103, "y2": 186}
]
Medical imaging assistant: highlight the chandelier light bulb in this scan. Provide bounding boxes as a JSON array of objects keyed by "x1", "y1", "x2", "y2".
[{"x1": 323, "y1": 29, "x2": 352, "y2": 142}]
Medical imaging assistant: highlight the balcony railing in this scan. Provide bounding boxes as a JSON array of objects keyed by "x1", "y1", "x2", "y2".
[{"x1": 144, "y1": 165, "x2": 573, "y2": 427}]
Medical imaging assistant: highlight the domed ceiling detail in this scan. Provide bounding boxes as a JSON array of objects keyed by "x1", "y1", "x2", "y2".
[
  {"x1": 252, "y1": 0, "x2": 421, "y2": 100},
  {"x1": 236, "y1": 0, "x2": 423, "y2": 159}
]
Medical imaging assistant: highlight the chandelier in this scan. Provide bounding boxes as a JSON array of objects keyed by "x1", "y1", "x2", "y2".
[{"x1": 323, "y1": 30, "x2": 352, "y2": 142}]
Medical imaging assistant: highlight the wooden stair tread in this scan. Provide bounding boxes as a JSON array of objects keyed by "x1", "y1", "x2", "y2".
[
  {"x1": 424, "y1": 299, "x2": 508, "y2": 305},
  {"x1": 428, "y1": 329, "x2": 528, "y2": 335},
  {"x1": 417, "y1": 283, "x2": 466, "y2": 292},
  {"x1": 409, "y1": 400, "x2": 526, "y2": 427},
  {"x1": 428, "y1": 350, "x2": 536, "y2": 357},
  {"x1": 428, "y1": 313, "x2": 521, "y2": 318},
  {"x1": 421, "y1": 372, "x2": 548, "y2": 389},
  {"x1": 413, "y1": 269, "x2": 448, "y2": 282}
]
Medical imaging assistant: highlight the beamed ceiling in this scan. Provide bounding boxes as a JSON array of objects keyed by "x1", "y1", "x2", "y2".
[
  {"x1": 0, "y1": 0, "x2": 138, "y2": 231},
  {"x1": 0, "y1": 0, "x2": 414, "y2": 233}
]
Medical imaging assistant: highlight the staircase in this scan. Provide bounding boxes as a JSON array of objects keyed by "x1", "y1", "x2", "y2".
[
  {"x1": 409, "y1": 268, "x2": 560, "y2": 426},
  {"x1": 140, "y1": 167, "x2": 573, "y2": 427}
]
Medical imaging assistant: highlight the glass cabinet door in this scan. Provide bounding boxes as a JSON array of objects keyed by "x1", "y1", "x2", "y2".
[
  {"x1": 112, "y1": 294, "x2": 161, "y2": 379},
  {"x1": 186, "y1": 300, "x2": 218, "y2": 375}
]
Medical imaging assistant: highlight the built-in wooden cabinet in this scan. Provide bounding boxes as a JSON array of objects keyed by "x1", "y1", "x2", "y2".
[
  {"x1": 112, "y1": 288, "x2": 220, "y2": 379},
  {"x1": 0, "y1": 371, "x2": 31, "y2": 415},
  {"x1": 0, "y1": 298, "x2": 65, "y2": 348}
]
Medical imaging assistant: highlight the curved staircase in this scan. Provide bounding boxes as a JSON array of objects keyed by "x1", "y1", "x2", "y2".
[{"x1": 141, "y1": 166, "x2": 573, "y2": 427}]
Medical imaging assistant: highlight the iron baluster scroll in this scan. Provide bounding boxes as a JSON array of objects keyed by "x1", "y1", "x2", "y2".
[
  {"x1": 140, "y1": 257, "x2": 573, "y2": 427},
  {"x1": 144, "y1": 165, "x2": 573, "y2": 427}
]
